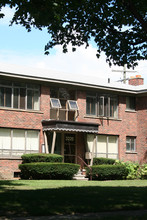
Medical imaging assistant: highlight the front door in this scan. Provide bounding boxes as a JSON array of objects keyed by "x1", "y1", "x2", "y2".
[{"x1": 64, "y1": 133, "x2": 76, "y2": 163}]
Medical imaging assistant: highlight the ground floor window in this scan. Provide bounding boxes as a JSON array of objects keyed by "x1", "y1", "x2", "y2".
[
  {"x1": 0, "y1": 128, "x2": 39, "y2": 157},
  {"x1": 126, "y1": 136, "x2": 136, "y2": 152},
  {"x1": 87, "y1": 134, "x2": 118, "y2": 159}
]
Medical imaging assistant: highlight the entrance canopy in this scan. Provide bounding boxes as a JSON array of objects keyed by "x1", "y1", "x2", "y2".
[{"x1": 42, "y1": 120, "x2": 99, "y2": 134}]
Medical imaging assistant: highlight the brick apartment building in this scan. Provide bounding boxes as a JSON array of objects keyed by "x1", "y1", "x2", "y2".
[{"x1": 0, "y1": 65, "x2": 147, "y2": 179}]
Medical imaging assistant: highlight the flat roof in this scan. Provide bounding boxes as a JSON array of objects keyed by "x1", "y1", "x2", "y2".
[{"x1": 0, "y1": 63, "x2": 146, "y2": 94}]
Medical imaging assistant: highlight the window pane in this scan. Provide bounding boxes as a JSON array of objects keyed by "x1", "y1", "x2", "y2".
[
  {"x1": 51, "y1": 98, "x2": 61, "y2": 108},
  {"x1": 99, "y1": 97, "x2": 104, "y2": 116},
  {"x1": 110, "y1": 97, "x2": 118, "y2": 118},
  {"x1": 5, "y1": 88, "x2": 12, "y2": 107},
  {"x1": 13, "y1": 88, "x2": 19, "y2": 108},
  {"x1": 0, "y1": 128, "x2": 11, "y2": 149},
  {"x1": 131, "y1": 138, "x2": 135, "y2": 151},
  {"x1": 104, "y1": 97, "x2": 108, "y2": 117},
  {"x1": 50, "y1": 88, "x2": 58, "y2": 98},
  {"x1": 68, "y1": 100, "x2": 78, "y2": 110},
  {"x1": 97, "y1": 135, "x2": 107, "y2": 153},
  {"x1": 12, "y1": 130, "x2": 25, "y2": 150},
  {"x1": 0, "y1": 87, "x2": 4, "y2": 106},
  {"x1": 27, "y1": 90, "x2": 33, "y2": 109},
  {"x1": 87, "y1": 134, "x2": 94, "y2": 152},
  {"x1": 126, "y1": 137, "x2": 130, "y2": 151},
  {"x1": 108, "y1": 136, "x2": 118, "y2": 154},
  {"x1": 20, "y1": 88, "x2": 26, "y2": 109},
  {"x1": 126, "y1": 97, "x2": 136, "y2": 110},
  {"x1": 86, "y1": 96, "x2": 96, "y2": 115},
  {"x1": 26, "y1": 130, "x2": 39, "y2": 151},
  {"x1": 33, "y1": 90, "x2": 39, "y2": 110}
]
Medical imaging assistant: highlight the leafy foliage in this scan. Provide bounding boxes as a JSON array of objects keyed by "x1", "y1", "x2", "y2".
[
  {"x1": 19, "y1": 162, "x2": 80, "y2": 180},
  {"x1": 0, "y1": 0, "x2": 147, "y2": 67},
  {"x1": 86, "y1": 164, "x2": 128, "y2": 180},
  {"x1": 115, "y1": 160, "x2": 147, "y2": 179},
  {"x1": 21, "y1": 153, "x2": 63, "y2": 163},
  {"x1": 93, "y1": 157, "x2": 116, "y2": 165}
]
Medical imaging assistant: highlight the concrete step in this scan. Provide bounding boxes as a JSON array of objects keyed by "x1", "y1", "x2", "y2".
[{"x1": 73, "y1": 169, "x2": 89, "y2": 181}]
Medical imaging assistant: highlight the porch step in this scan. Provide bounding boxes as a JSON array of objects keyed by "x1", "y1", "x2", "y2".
[{"x1": 73, "y1": 169, "x2": 89, "y2": 181}]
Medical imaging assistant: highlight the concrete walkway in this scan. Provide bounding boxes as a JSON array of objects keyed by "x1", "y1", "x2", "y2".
[{"x1": 1, "y1": 209, "x2": 147, "y2": 220}]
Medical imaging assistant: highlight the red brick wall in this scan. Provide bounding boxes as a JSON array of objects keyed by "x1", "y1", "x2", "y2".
[
  {"x1": 77, "y1": 90, "x2": 146, "y2": 163},
  {"x1": 129, "y1": 78, "x2": 144, "y2": 86},
  {"x1": 0, "y1": 158, "x2": 22, "y2": 179}
]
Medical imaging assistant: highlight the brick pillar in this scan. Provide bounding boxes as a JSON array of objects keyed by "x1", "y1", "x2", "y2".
[{"x1": 129, "y1": 75, "x2": 144, "y2": 86}]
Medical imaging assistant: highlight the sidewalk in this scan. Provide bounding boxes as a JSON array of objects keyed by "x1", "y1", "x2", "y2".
[{"x1": 1, "y1": 209, "x2": 147, "y2": 220}]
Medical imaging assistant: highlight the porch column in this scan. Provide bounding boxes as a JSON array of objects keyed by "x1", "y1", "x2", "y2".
[
  {"x1": 90, "y1": 134, "x2": 96, "y2": 166},
  {"x1": 51, "y1": 131, "x2": 56, "y2": 154},
  {"x1": 44, "y1": 131, "x2": 49, "y2": 154}
]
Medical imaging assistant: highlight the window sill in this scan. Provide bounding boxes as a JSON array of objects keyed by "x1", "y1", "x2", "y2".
[
  {"x1": 125, "y1": 110, "x2": 136, "y2": 113},
  {"x1": 0, "y1": 156, "x2": 22, "y2": 160},
  {"x1": 84, "y1": 115, "x2": 122, "y2": 121},
  {"x1": 0, "y1": 107, "x2": 43, "y2": 114},
  {"x1": 125, "y1": 151, "x2": 137, "y2": 154}
]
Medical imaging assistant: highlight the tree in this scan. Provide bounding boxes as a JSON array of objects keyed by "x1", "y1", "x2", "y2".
[{"x1": 0, "y1": 0, "x2": 147, "y2": 68}]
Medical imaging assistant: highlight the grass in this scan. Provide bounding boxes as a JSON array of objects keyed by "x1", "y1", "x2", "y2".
[{"x1": 0, "y1": 179, "x2": 147, "y2": 218}]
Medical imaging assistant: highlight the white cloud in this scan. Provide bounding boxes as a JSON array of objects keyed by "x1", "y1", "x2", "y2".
[{"x1": 0, "y1": 44, "x2": 147, "y2": 84}]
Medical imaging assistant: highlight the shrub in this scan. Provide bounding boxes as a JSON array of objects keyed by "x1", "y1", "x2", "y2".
[
  {"x1": 140, "y1": 164, "x2": 147, "y2": 179},
  {"x1": 86, "y1": 164, "x2": 128, "y2": 180},
  {"x1": 115, "y1": 160, "x2": 146, "y2": 180},
  {"x1": 19, "y1": 162, "x2": 80, "y2": 180},
  {"x1": 93, "y1": 157, "x2": 116, "y2": 165},
  {"x1": 21, "y1": 153, "x2": 63, "y2": 163}
]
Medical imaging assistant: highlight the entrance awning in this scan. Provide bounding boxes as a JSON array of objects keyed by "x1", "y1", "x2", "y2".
[{"x1": 42, "y1": 120, "x2": 99, "y2": 134}]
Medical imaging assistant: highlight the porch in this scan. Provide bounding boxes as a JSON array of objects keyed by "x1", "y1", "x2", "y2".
[{"x1": 42, "y1": 120, "x2": 99, "y2": 167}]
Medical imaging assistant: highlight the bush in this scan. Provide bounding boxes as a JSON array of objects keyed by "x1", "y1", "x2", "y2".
[
  {"x1": 86, "y1": 164, "x2": 128, "y2": 180},
  {"x1": 93, "y1": 157, "x2": 116, "y2": 165},
  {"x1": 19, "y1": 162, "x2": 80, "y2": 180},
  {"x1": 21, "y1": 153, "x2": 63, "y2": 163},
  {"x1": 115, "y1": 160, "x2": 147, "y2": 180}
]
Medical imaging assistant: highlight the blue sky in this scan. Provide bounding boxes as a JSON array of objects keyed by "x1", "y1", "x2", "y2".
[{"x1": 0, "y1": 6, "x2": 147, "y2": 85}]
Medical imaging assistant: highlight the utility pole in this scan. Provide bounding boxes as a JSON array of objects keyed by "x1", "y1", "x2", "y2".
[{"x1": 112, "y1": 64, "x2": 137, "y2": 84}]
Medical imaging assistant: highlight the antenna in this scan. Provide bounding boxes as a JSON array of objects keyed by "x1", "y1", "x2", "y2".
[{"x1": 112, "y1": 64, "x2": 137, "y2": 84}]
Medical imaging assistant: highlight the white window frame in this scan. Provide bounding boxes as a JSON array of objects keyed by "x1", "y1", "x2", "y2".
[
  {"x1": 50, "y1": 98, "x2": 62, "y2": 109},
  {"x1": 126, "y1": 136, "x2": 136, "y2": 152},
  {"x1": 68, "y1": 100, "x2": 78, "y2": 110}
]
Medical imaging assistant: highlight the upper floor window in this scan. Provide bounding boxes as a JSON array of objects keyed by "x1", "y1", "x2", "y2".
[
  {"x1": 126, "y1": 97, "x2": 136, "y2": 111},
  {"x1": 86, "y1": 93, "x2": 118, "y2": 118},
  {"x1": 50, "y1": 87, "x2": 77, "y2": 121},
  {"x1": 0, "y1": 80, "x2": 40, "y2": 110},
  {"x1": 126, "y1": 136, "x2": 136, "y2": 152}
]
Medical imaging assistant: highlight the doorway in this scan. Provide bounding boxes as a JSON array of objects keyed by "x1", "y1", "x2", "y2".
[{"x1": 64, "y1": 133, "x2": 76, "y2": 163}]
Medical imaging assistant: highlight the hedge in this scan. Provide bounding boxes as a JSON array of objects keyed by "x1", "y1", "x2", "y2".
[
  {"x1": 86, "y1": 164, "x2": 128, "y2": 180},
  {"x1": 93, "y1": 157, "x2": 116, "y2": 165},
  {"x1": 19, "y1": 162, "x2": 80, "y2": 180},
  {"x1": 21, "y1": 153, "x2": 63, "y2": 163}
]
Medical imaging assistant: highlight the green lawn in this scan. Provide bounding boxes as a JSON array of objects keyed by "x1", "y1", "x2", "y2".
[{"x1": 0, "y1": 180, "x2": 147, "y2": 218}]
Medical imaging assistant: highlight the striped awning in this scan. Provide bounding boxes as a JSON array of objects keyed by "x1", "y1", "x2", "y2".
[{"x1": 42, "y1": 120, "x2": 99, "y2": 134}]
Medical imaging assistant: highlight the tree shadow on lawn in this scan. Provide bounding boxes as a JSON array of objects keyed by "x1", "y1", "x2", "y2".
[{"x1": 0, "y1": 185, "x2": 147, "y2": 218}]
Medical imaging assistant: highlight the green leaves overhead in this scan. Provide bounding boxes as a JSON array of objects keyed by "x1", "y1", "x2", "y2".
[{"x1": 0, "y1": 0, "x2": 147, "y2": 68}]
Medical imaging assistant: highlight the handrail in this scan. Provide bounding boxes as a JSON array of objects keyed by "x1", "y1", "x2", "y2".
[{"x1": 77, "y1": 155, "x2": 92, "y2": 181}]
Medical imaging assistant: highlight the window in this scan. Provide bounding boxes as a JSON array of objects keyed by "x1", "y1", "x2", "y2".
[
  {"x1": 126, "y1": 136, "x2": 136, "y2": 152},
  {"x1": 86, "y1": 134, "x2": 118, "y2": 159},
  {"x1": 0, "y1": 80, "x2": 40, "y2": 110},
  {"x1": 50, "y1": 98, "x2": 61, "y2": 108},
  {"x1": 86, "y1": 93, "x2": 118, "y2": 118},
  {"x1": 0, "y1": 128, "x2": 39, "y2": 157},
  {"x1": 86, "y1": 94, "x2": 96, "y2": 115},
  {"x1": 50, "y1": 87, "x2": 76, "y2": 121},
  {"x1": 68, "y1": 100, "x2": 78, "y2": 110},
  {"x1": 126, "y1": 97, "x2": 136, "y2": 111}
]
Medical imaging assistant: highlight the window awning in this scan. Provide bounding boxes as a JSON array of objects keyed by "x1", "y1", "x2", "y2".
[{"x1": 42, "y1": 120, "x2": 99, "y2": 134}]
